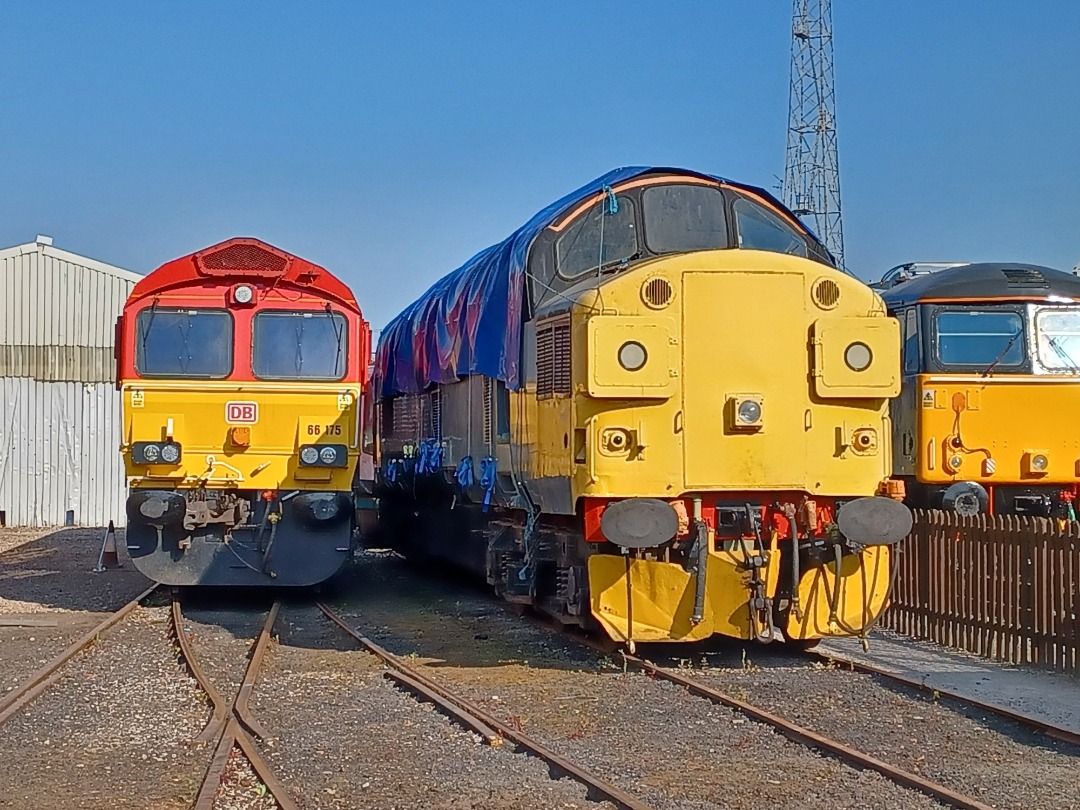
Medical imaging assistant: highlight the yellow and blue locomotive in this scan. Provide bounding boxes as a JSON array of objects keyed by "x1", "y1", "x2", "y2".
[
  {"x1": 878, "y1": 262, "x2": 1080, "y2": 517},
  {"x1": 375, "y1": 167, "x2": 911, "y2": 645},
  {"x1": 117, "y1": 238, "x2": 371, "y2": 586}
]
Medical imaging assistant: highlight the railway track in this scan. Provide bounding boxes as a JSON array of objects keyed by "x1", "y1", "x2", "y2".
[
  {"x1": 170, "y1": 596, "x2": 297, "y2": 810},
  {"x1": 315, "y1": 600, "x2": 651, "y2": 810},
  {"x1": 0, "y1": 583, "x2": 159, "y2": 726}
]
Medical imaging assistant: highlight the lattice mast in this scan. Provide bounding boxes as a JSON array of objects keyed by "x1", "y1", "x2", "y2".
[{"x1": 783, "y1": 0, "x2": 845, "y2": 270}]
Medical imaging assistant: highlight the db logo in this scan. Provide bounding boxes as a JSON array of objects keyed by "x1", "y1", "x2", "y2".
[{"x1": 225, "y1": 401, "x2": 259, "y2": 424}]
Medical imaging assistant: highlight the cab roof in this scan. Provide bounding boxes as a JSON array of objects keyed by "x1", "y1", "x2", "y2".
[{"x1": 879, "y1": 262, "x2": 1080, "y2": 307}]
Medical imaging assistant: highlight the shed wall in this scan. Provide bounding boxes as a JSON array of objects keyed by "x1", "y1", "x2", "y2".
[{"x1": 0, "y1": 242, "x2": 137, "y2": 527}]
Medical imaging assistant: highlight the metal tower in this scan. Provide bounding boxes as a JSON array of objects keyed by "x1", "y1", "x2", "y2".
[{"x1": 783, "y1": 0, "x2": 845, "y2": 269}]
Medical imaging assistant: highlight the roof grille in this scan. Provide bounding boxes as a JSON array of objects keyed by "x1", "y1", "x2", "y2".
[
  {"x1": 1001, "y1": 267, "x2": 1049, "y2": 289},
  {"x1": 196, "y1": 240, "x2": 292, "y2": 277}
]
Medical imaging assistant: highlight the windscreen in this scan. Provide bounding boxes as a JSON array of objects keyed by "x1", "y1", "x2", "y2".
[
  {"x1": 1035, "y1": 308, "x2": 1080, "y2": 372},
  {"x1": 643, "y1": 185, "x2": 729, "y2": 254},
  {"x1": 556, "y1": 195, "x2": 638, "y2": 279},
  {"x1": 135, "y1": 308, "x2": 233, "y2": 378},
  {"x1": 935, "y1": 310, "x2": 1024, "y2": 367},
  {"x1": 252, "y1": 311, "x2": 347, "y2": 380}
]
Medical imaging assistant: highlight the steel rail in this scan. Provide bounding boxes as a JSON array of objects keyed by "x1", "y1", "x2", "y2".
[
  {"x1": 177, "y1": 599, "x2": 297, "y2": 810},
  {"x1": 811, "y1": 648, "x2": 1080, "y2": 748},
  {"x1": 0, "y1": 583, "x2": 159, "y2": 726},
  {"x1": 616, "y1": 649, "x2": 995, "y2": 810},
  {"x1": 315, "y1": 601, "x2": 655, "y2": 810}
]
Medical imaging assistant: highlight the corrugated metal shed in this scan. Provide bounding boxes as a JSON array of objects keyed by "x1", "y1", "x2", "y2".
[{"x1": 0, "y1": 237, "x2": 140, "y2": 527}]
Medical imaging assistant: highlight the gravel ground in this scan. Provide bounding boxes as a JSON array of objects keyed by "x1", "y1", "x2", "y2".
[
  {"x1": 0, "y1": 526, "x2": 155, "y2": 703},
  {"x1": 0, "y1": 606, "x2": 209, "y2": 810},
  {"x1": 323, "y1": 555, "x2": 944, "y2": 810},
  {"x1": 679, "y1": 644, "x2": 1080, "y2": 810},
  {"x1": 214, "y1": 746, "x2": 279, "y2": 810},
  {"x1": 253, "y1": 601, "x2": 614, "y2": 810}
]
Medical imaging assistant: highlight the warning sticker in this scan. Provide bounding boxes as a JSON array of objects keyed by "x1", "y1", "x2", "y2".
[
  {"x1": 921, "y1": 389, "x2": 935, "y2": 408},
  {"x1": 131, "y1": 390, "x2": 144, "y2": 408}
]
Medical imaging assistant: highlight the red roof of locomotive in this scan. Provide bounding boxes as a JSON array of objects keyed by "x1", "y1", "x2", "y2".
[{"x1": 128, "y1": 237, "x2": 361, "y2": 312}]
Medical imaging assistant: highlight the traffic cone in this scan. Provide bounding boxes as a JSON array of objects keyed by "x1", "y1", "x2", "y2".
[{"x1": 93, "y1": 521, "x2": 123, "y2": 572}]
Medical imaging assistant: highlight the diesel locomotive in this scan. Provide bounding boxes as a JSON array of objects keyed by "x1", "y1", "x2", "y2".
[
  {"x1": 374, "y1": 167, "x2": 911, "y2": 647},
  {"x1": 117, "y1": 238, "x2": 371, "y2": 586},
  {"x1": 878, "y1": 262, "x2": 1080, "y2": 517}
]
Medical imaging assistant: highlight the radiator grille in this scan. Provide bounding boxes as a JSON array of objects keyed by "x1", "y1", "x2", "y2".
[
  {"x1": 812, "y1": 278, "x2": 842, "y2": 309},
  {"x1": 199, "y1": 243, "x2": 290, "y2": 275},
  {"x1": 482, "y1": 377, "x2": 494, "y2": 445},
  {"x1": 536, "y1": 317, "x2": 571, "y2": 399}
]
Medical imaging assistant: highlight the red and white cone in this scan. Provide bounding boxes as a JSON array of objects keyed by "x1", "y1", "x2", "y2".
[{"x1": 93, "y1": 521, "x2": 123, "y2": 572}]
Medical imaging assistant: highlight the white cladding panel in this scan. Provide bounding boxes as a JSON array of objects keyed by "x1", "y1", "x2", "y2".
[{"x1": 0, "y1": 378, "x2": 127, "y2": 527}]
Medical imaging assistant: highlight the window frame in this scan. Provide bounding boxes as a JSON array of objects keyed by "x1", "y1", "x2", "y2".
[
  {"x1": 554, "y1": 193, "x2": 639, "y2": 282},
  {"x1": 1033, "y1": 305, "x2": 1080, "y2": 373},
  {"x1": 250, "y1": 309, "x2": 349, "y2": 382},
  {"x1": 134, "y1": 306, "x2": 235, "y2": 380},
  {"x1": 641, "y1": 183, "x2": 731, "y2": 256},
  {"x1": 930, "y1": 306, "x2": 1029, "y2": 371}
]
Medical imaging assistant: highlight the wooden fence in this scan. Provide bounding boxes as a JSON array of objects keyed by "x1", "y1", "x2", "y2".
[{"x1": 883, "y1": 509, "x2": 1079, "y2": 673}]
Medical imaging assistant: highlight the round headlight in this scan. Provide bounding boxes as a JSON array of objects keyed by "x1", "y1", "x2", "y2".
[
  {"x1": 845, "y1": 342, "x2": 873, "y2": 372},
  {"x1": 737, "y1": 400, "x2": 762, "y2": 424},
  {"x1": 1032, "y1": 454, "x2": 1049, "y2": 471},
  {"x1": 618, "y1": 341, "x2": 647, "y2": 371},
  {"x1": 234, "y1": 284, "x2": 254, "y2": 304},
  {"x1": 160, "y1": 443, "x2": 180, "y2": 464},
  {"x1": 319, "y1": 446, "x2": 338, "y2": 464},
  {"x1": 142, "y1": 443, "x2": 160, "y2": 462},
  {"x1": 300, "y1": 446, "x2": 319, "y2": 465}
]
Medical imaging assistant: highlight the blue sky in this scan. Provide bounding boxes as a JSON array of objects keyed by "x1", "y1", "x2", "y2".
[{"x1": 2, "y1": 2, "x2": 1078, "y2": 332}]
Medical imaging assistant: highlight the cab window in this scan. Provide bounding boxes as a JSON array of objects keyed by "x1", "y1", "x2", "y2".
[
  {"x1": 1035, "y1": 308, "x2": 1080, "y2": 371},
  {"x1": 135, "y1": 308, "x2": 232, "y2": 378},
  {"x1": 733, "y1": 196, "x2": 808, "y2": 257},
  {"x1": 903, "y1": 309, "x2": 920, "y2": 374},
  {"x1": 643, "y1": 185, "x2": 729, "y2": 254},
  {"x1": 252, "y1": 311, "x2": 347, "y2": 380},
  {"x1": 555, "y1": 195, "x2": 638, "y2": 279},
  {"x1": 935, "y1": 310, "x2": 1024, "y2": 367}
]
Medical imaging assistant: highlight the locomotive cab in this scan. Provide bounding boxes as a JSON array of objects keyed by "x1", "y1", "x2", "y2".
[
  {"x1": 117, "y1": 238, "x2": 371, "y2": 586},
  {"x1": 881, "y1": 262, "x2": 1080, "y2": 517}
]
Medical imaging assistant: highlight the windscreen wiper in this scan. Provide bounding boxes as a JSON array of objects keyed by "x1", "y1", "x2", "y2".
[
  {"x1": 981, "y1": 329, "x2": 1023, "y2": 377},
  {"x1": 1047, "y1": 335, "x2": 1080, "y2": 373}
]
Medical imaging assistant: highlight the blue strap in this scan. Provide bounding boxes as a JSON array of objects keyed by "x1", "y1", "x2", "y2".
[
  {"x1": 480, "y1": 455, "x2": 497, "y2": 512},
  {"x1": 455, "y1": 456, "x2": 474, "y2": 491},
  {"x1": 416, "y1": 439, "x2": 444, "y2": 475},
  {"x1": 602, "y1": 184, "x2": 619, "y2": 214}
]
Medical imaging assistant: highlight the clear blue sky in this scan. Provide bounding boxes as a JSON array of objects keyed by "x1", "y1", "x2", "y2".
[{"x1": 2, "y1": 2, "x2": 1078, "y2": 332}]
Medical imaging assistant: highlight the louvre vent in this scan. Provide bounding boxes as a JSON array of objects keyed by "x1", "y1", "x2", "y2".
[
  {"x1": 197, "y1": 242, "x2": 291, "y2": 276},
  {"x1": 429, "y1": 388, "x2": 441, "y2": 441},
  {"x1": 1001, "y1": 267, "x2": 1049, "y2": 289},
  {"x1": 482, "y1": 377, "x2": 494, "y2": 445},
  {"x1": 642, "y1": 277, "x2": 674, "y2": 308},
  {"x1": 536, "y1": 317, "x2": 571, "y2": 399},
  {"x1": 391, "y1": 396, "x2": 420, "y2": 439},
  {"x1": 812, "y1": 278, "x2": 842, "y2": 309}
]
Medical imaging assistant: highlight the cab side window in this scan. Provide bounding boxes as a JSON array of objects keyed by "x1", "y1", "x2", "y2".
[
  {"x1": 903, "y1": 308, "x2": 920, "y2": 374},
  {"x1": 732, "y1": 196, "x2": 808, "y2": 257}
]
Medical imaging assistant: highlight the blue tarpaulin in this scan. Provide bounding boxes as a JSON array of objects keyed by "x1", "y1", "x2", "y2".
[{"x1": 375, "y1": 166, "x2": 794, "y2": 396}]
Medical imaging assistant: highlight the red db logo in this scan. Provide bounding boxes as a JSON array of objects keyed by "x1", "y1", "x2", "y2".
[{"x1": 225, "y1": 401, "x2": 258, "y2": 424}]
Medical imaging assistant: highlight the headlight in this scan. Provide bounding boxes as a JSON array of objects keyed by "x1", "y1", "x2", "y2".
[
  {"x1": 1032, "y1": 454, "x2": 1049, "y2": 472},
  {"x1": 142, "y1": 443, "x2": 160, "y2": 462},
  {"x1": 319, "y1": 446, "x2": 338, "y2": 464},
  {"x1": 300, "y1": 446, "x2": 320, "y2": 465},
  {"x1": 233, "y1": 284, "x2": 254, "y2": 304},
  {"x1": 737, "y1": 400, "x2": 762, "y2": 424},
  {"x1": 160, "y1": 443, "x2": 181, "y2": 464},
  {"x1": 844, "y1": 342, "x2": 873, "y2": 372},
  {"x1": 617, "y1": 341, "x2": 647, "y2": 371}
]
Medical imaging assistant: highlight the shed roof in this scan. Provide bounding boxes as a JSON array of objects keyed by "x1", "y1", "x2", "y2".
[{"x1": 0, "y1": 239, "x2": 142, "y2": 284}]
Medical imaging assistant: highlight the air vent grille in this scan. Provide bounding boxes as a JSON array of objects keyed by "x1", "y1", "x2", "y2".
[
  {"x1": 198, "y1": 243, "x2": 291, "y2": 276},
  {"x1": 391, "y1": 396, "x2": 420, "y2": 439},
  {"x1": 482, "y1": 377, "x2": 494, "y2": 445},
  {"x1": 536, "y1": 317, "x2": 571, "y2": 399},
  {"x1": 1001, "y1": 267, "x2": 1049, "y2": 289},
  {"x1": 642, "y1": 277, "x2": 674, "y2": 308},
  {"x1": 812, "y1": 278, "x2": 842, "y2": 309}
]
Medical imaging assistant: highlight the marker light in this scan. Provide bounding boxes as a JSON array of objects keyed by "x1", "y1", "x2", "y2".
[
  {"x1": 1032, "y1": 454, "x2": 1049, "y2": 472},
  {"x1": 233, "y1": 284, "x2": 254, "y2": 304},
  {"x1": 319, "y1": 446, "x2": 338, "y2": 464},
  {"x1": 845, "y1": 342, "x2": 873, "y2": 372},
  {"x1": 300, "y1": 446, "x2": 319, "y2": 465},
  {"x1": 142, "y1": 443, "x2": 161, "y2": 462},
  {"x1": 617, "y1": 341, "x2": 647, "y2": 371},
  {"x1": 160, "y1": 443, "x2": 181, "y2": 464}
]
